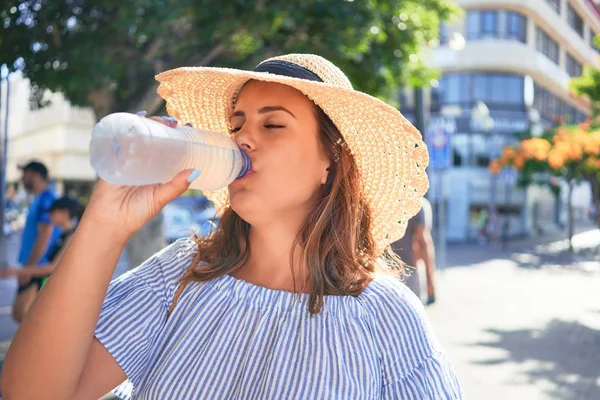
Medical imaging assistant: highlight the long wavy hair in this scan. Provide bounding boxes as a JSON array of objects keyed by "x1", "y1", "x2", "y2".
[{"x1": 169, "y1": 105, "x2": 404, "y2": 315}]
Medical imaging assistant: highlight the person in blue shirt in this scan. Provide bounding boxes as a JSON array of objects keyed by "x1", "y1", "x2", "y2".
[{"x1": 10, "y1": 161, "x2": 60, "y2": 322}]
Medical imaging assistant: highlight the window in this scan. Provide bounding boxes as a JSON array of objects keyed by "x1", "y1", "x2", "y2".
[
  {"x1": 567, "y1": 4, "x2": 584, "y2": 37},
  {"x1": 536, "y1": 28, "x2": 559, "y2": 64},
  {"x1": 566, "y1": 53, "x2": 583, "y2": 77},
  {"x1": 466, "y1": 12, "x2": 480, "y2": 40},
  {"x1": 506, "y1": 13, "x2": 527, "y2": 41},
  {"x1": 506, "y1": 76, "x2": 524, "y2": 104},
  {"x1": 491, "y1": 75, "x2": 506, "y2": 103},
  {"x1": 472, "y1": 74, "x2": 488, "y2": 103},
  {"x1": 482, "y1": 11, "x2": 497, "y2": 37},
  {"x1": 533, "y1": 84, "x2": 588, "y2": 123},
  {"x1": 435, "y1": 73, "x2": 525, "y2": 110},
  {"x1": 439, "y1": 23, "x2": 449, "y2": 45},
  {"x1": 546, "y1": 0, "x2": 560, "y2": 13},
  {"x1": 465, "y1": 10, "x2": 527, "y2": 43}
]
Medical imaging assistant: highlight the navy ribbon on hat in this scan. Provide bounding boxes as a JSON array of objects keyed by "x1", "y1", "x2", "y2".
[{"x1": 254, "y1": 60, "x2": 324, "y2": 83}]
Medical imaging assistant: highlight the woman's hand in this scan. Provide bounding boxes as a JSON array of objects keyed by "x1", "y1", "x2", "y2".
[{"x1": 81, "y1": 115, "x2": 199, "y2": 242}]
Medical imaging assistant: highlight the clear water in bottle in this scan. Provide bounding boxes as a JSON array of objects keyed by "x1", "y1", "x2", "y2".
[{"x1": 89, "y1": 113, "x2": 250, "y2": 190}]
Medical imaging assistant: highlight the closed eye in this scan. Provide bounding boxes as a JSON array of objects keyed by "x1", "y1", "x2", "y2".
[{"x1": 229, "y1": 124, "x2": 284, "y2": 134}]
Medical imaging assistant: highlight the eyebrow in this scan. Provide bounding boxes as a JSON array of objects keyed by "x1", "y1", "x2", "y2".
[{"x1": 229, "y1": 106, "x2": 296, "y2": 119}]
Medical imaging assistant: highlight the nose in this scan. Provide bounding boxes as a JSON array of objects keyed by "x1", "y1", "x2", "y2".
[{"x1": 233, "y1": 125, "x2": 256, "y2": 153}]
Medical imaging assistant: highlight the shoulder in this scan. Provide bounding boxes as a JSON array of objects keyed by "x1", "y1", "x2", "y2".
[
  {"x1": 114, "y1": 237, "x2": 198, "y2": 306},
  {"x1": 39, "y1": 189, "x2": 57, "y2": 202},
  {"x1": 361, "y1": 273, "x2": 429, "y2": 331},
  {"x1": 37, "y1": 190, "x2": 57, "y2": 210},
  {"x1": 360, "y1": 274, "x2": 442, "y2": 383},
  {"x1": 134, "y1": 236, "x2": 197, "y2": 281}
]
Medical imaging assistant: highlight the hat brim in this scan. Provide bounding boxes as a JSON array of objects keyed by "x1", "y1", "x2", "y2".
[{"x1": 156, "y1": 67, "x2": 429, "y2": 253}]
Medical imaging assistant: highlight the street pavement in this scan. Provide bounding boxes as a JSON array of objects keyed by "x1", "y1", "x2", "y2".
[
  {"x1": 428, "y1": 227, "x2": 600, "y2": 400},
  {"x1": 0, "y1": 231, "x2": 23, "y2": 343},
  {"x1": 0, "y1": 226, "x2": 598, "y2": 399}
]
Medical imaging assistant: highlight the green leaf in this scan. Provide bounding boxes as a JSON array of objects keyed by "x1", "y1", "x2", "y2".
[{"x1": 0, "y1": 0, "x2": 460, "y2": 118}]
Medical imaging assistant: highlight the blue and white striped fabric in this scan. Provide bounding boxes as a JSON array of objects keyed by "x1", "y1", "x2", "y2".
[{"x1": 95, "y1": 238, "x2": 463, "y2": 399}]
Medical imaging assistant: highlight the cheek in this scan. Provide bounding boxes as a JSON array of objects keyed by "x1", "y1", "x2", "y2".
[{"x1": 264, "y1": 145, "x2": 324, "y2": 198}]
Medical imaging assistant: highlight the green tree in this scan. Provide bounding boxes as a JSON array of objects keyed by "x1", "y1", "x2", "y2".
[
  {"x1": 570, "y1": 35, "x2": 600, "y2": 117},
  {"x1": 1, "y1": 0, "x2": 460, "y2": 268}
]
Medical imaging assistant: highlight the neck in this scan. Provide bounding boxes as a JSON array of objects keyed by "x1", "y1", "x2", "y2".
[
  {"x1": 235, "y1": 213, "x2": 311, "y2": 293},
  {"x1": 32, "y1": 181, "x2": 48, "y2": 195}
]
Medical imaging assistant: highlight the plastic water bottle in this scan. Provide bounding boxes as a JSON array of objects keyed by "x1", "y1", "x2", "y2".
[{"x1": 89, "y1": 113, "x2": 250, "y2": 190}]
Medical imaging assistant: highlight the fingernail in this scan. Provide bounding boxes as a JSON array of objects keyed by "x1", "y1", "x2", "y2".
[
  {"x1": 187, "y1": 169, "x2": 201, "y2": 183},
  {"x1": 161, "y1": 116, "x2": 178, "y2": 124},
  {"x1": 135, "y1": 110, "x2": 147, "y2": 116}
]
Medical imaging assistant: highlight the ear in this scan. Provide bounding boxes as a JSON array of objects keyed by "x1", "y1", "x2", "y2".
[{"x1": 321, "y1": 164, "x2": 331, "y2": 185}]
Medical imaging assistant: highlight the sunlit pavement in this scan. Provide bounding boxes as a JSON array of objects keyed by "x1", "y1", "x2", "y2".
[{"x1": 428, "y1": 229, "x2": 600, "y2": 400}]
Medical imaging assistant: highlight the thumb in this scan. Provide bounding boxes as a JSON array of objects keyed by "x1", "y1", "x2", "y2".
[{"x1": 155, "y1": 169, "x2": 200, "y2": 207}]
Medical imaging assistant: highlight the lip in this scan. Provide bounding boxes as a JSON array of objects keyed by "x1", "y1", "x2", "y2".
[{"x1": 234, "y1": 169, "x2": 255, "y2": 181}]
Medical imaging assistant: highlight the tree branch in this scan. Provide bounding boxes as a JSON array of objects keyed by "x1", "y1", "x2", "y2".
[
  {"x1": 127, "y1": 44, "x2": 226, "y2": 115},
  {"x1": 142, "y1": 38, "x2": 165, "y2": 62},
  {"x1": 87, "y1": 86, "x2": 115, "y2": 120}
]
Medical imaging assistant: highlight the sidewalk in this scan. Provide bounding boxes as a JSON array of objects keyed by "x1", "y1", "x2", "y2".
[
  {"x1": 445, "y1": 223, "x2": 598, "y2": 268},
  {"x1": 428, "y1": 227, "x2": 600, "y2": 399}
]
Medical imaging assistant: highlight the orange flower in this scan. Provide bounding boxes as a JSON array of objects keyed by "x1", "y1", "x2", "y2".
[
  {"x1": 548, "y1": 149, "x2": 565, "y2": 170},
  {"x1": 579, "y1": 120, "x2": 592, "y2": 131},
  {"x1": 520, "y1": 138, "x2": 551, "y2": 161},
  {"x1": 583, "y1": 131, "x2": 600, "y2": 155},
  {"x1": 488, "y1": 160, "x2": 501, "y2": 175},
  {"x1": 513, "y1": 155, "x2": 525, "y2": 170},
  {"x1": 584, "y1": 157, "x2": 600, "y2": 171},
  {"x1": 553, "y1": 126, "x2": 576, "y2": 143},
  {"x1": 552, "y1": 138, "x2": 583, "y2": 162},
  {"x1": 498, "y1": 146, "x2": 518, "y2": 166},
  {"x1": 503, "y1": 146, "x2": 517, "y2": 159},
  {"x1": 583, "y1": 141, "x2": 600, "y2": 155}
]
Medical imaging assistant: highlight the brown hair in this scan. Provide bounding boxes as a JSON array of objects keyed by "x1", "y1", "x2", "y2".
[{"x1": 169, "y1": 105, "x2": 404, "y2": 315}]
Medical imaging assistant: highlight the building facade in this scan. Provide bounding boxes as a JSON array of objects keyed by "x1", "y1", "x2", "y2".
[
  {"x1": 404, "y1": 0, "x2": 598, "y2": 242},
  {"x1": 1, "y1": 74, "x2": 97, "y2": 198}
]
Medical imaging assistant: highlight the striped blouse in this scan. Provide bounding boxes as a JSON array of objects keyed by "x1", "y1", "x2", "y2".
[{"x1": 95, "y1": 238, "x2": 463, "y2": 399}]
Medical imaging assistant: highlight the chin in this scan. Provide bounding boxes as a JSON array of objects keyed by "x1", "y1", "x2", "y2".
[{"x1": 229, "y1": 192, "x2": 259, "y2": 222}]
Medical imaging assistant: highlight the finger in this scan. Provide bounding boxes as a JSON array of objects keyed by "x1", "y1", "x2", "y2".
[
  {"x1": 149, "y1": 116, "x2": 178, "y2": 129},
  {"x1": 154, "y1": 169, "x2": 200, "y2": 207}
]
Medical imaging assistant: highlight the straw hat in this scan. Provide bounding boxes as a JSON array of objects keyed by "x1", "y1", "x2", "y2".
[{"x1": 156, "y1": 54, "x2": 429, "y2": 254}]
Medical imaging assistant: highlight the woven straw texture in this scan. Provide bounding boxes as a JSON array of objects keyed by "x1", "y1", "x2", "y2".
[{"x1": 156, "y1": 54, "x2": 429, "y2": 254}]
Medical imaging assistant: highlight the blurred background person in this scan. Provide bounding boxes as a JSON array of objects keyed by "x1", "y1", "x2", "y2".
[
  {"x1": 2, "y1": 196, "x2": 79, "y2": 295},
  {"x1": 9, "y1": 161, "x2": 60, "y2": 322},
  {"x1": 392, "y1": 197, "x2": 437, "y2": 305}
]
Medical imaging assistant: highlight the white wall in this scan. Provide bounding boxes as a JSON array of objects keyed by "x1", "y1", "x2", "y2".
[{"x1": 1, "y1": 74, "x2": 96, "y2": 184}]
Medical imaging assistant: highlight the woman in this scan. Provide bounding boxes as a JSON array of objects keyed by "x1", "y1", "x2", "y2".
[
  {"x1": 2, "y1": 54, "x2": 462, "y2": 399},
  {"x1": 3, "y1": 196, "x2": 79, "y2": 322}
]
